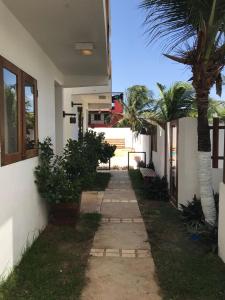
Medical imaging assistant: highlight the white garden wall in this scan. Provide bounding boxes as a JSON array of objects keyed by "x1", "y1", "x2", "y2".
[
  {"x1": 152, "y1": 118, "x2": 223, "y2": 206},
  {"x1": 152, "y1": 126, "x2": 165, "y2": 178},
  {"x1": 92, "y1": 128, "x2": 151, "y2": 167},
  {"x1": 93, "y1": 127, "x2": 134, "y2": 148},
  {"x1": 0, "y1": 1, "x2": 63, "y2": 279},
  {"x1": 177, "y1": 118, "x2": 199, "y2": 205},
  {"x1": 219, "y1": 183, "x2": 225, "y2": 263}
]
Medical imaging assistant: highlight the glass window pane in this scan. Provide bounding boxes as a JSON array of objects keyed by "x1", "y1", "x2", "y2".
[
  {"x1": 24, "y1": 83, "x2": 35, "y2": 150},
  {"x1": 3, "y1": 68, "x2": 18, "y2": 154}
]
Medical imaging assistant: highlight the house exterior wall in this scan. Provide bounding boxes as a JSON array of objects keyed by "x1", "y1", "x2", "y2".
[
  {"x1": 0, "y1": 1, "x2": 63, "y2": 279},
  {"x1": 218, "y1": 183, "x2": 225, "y2": 263},
  {"x1": 63, "y1": 88, "x2": 79, "y2": 143},
  {"x1": 55, "y1": 84, "x2": 64, "y2": 155}
]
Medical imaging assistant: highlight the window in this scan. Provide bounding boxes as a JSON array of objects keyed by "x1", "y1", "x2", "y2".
[
  {"x1": 22, "y1": 72, "x2": 38, "y2": 158},
  {"x1": 0, "y1": 56, "x2": 38, "y2": 166},
  {"x1": 94, "y1": 113, "x2": 101, "y2": 121}
]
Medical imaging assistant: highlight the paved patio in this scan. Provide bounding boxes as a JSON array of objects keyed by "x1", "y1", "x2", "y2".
[{"x1": 81, "y1": 171, "x2": 162, "y2": 300}]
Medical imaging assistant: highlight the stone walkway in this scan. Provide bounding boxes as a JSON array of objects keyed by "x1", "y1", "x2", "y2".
[{"x1": 81, "y1": 171, "x2": 161, "y2": 300}]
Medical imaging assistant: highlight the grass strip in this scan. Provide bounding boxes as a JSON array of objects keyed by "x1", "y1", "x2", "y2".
[{"x1": 129, "y1": 169, "x2": 225, "y2": 300}]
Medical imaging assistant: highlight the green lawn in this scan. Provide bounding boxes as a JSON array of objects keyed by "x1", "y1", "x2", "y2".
[
  {"x1": 0, "y1": 213, "x2": 101, "y2": 300},
  {"x1": 129, "y1": 169, "x2": 225, "y2": 300}
]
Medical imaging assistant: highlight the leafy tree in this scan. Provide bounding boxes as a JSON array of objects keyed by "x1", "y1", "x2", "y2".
[
  {"x1": 116, "y1": 85, "x2": 154, "y2": 134},
  {"x1": 144, "y1": 82, "x2": 195, "y2": 127},
  {"x1": 190, "y1": 98, "x2": 225, "y2": 120},
  {"x1": 141, "y1": 0, "x2": 225, "y2": 225}
]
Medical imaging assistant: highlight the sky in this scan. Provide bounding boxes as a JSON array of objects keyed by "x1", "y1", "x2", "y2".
[{"x1": 111, "y1": 0, "x2": 225, "y2": 100}]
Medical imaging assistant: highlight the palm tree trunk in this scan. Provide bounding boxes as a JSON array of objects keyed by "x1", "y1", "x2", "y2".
[{"x1": 197, "y1": 90, "x2": 216, "y2": 226}]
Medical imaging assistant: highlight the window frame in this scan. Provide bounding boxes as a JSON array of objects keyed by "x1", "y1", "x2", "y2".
[
  {"x1": 0, "y1": 55, "x2": 38, "y2": 166},
  {"x1": 94, "y1": 113, "x2": 101, "y2": 121},
  {"x1": 0, "y1": 56, "x2": 23, "y2": 165},
  {"x1": 22, "y1": 72, "x2": 38, "y2": 159}
]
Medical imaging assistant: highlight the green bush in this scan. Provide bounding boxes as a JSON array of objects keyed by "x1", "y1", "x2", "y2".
[
  {"x1": 145, "y1": 176, "x2": 169, "y2": 201},
  {"x1": 34, "y1": 138, "x2": 80, "y2": 204},
  {"x1": 137, "y1": 160, "x2": 146, "y2": 168},
  {"x1": 64, "y1": 131, "x2": 116, "y2": 189},
  {"x1": 35, "y1": 131, "x2": 116, "y2": 203},
  {"x1": 180, "y1": 194, "x2": 219, "y2": 251},
  {"x1": 180, "y1": 195, "x2": 204, "y2": 229},
  {"x1": 147, "y1": 160, "x2": 155, "y2": 171},
  {"x1": 180, "y1": 194, "x2": 219, "y2": 229}
]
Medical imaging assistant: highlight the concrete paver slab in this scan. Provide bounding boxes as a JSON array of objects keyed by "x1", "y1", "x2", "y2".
[
  {"x1": 81, "y1": 171, "x2": 161, "y2": 300},
  {"x1": 80, "y1": 191, "x2": 104, "y2": 213},
  {"x1": 93, "y1": 223, "x2": 150, "y2": 250},
  {"x1": 101, "y1": 202, "x2": 141, "y2": 219},
  {"x1": 81, "y1": 257, "x2": 161, "y2": 300}
]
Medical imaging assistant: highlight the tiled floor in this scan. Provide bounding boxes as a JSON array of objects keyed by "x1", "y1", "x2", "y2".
[{"x1": 81, "y1": 171, "x2": 162, "y2": 300}]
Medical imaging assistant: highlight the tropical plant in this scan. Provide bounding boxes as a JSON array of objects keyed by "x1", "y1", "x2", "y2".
[
  {"x1": 144, "y1": 82, "x2": 195, "y2": 128},
  {"x1": 63, "y1": 131, "x2": 116, "y2": 189},
  {"x1": 116, "y1": 85, "x2": 154, "y2": 134},
  {"x1": 145, "y1": 175, "x2": 169, "y2": 201},
  {"x1": 35, "y1": 132, "x2": 116, "y2": 203},
  {"x1": 141, "y1": 0, "x2": 225, "y2": 225},
  {"x1": 34, "y1": 138, "x2": 80, "y2": 204},
  {"x1": 189, "y1": 98, "x2": 225, "y2": 120}
]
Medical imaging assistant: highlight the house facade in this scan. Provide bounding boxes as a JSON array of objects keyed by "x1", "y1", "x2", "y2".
[
  {"x1": 0, "y1": 0, "x2": 111, "y2": 279},
  {"x1": 88, "y1": 97, "x2": 123, "y2": 128}
]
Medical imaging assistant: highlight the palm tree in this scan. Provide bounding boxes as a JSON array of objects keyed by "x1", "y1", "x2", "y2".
[
  {"x1": 116, "y1": 85, "x2": 154, "y2": 134},
  {"x1": 141, "y1": 0, "x2": 225, "y2": 225},
  {"x1": 144, "y1": 82, "x2": 195, "y2": 128},
  {"x1": 190, "y1": 98, "x2": 225, "y2": 120}
]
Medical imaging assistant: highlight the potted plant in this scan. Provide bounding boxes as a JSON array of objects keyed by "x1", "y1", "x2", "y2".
[{"x1": 34, "y1": 138, "x2": 80, "y2": 225}]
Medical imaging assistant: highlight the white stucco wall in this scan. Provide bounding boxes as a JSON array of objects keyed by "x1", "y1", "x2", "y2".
[
  {"x1": 152, "y1": 126, "x2": 165, "y2": 178},
  {"x1": 218, "y1": 183, "x2": 225, "y2": 263},
  {"x1": 0, "y1": 1, "x2": 63, "y2": 279},
  {"x1": 93, "y1": 128, "x2": 133, "y2": 148},
  {"x1": 63, "y1": 88, "x2": 79, "y2": 143},
  {"x1": 133, "y1": 135, "x2": 151, "y2": 164},
  {"x1": 177, "y1": 118, "x2": 199, "y2": 206},
  {"x1": 92, "y1": 128, "x2": 151, "y2": 166},
  {"x1": 55, "y1": 84, "x2": 64, "y2": 155}
]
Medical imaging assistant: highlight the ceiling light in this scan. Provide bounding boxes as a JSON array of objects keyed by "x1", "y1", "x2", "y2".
[
  {"x1": 74, "y1": 43, "x2": 94, "y2": 56},
  {"x1": 81, "y1": 49, "x2": 93, "y2": 56}
]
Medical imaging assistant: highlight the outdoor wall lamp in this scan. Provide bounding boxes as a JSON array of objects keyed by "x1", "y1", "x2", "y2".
[
  {"x1": 63, "y1": 111, "x2": 76, "y2": 124},
  {"x1": 71, "y1": 101, "x2": 83, "y2": 108}
]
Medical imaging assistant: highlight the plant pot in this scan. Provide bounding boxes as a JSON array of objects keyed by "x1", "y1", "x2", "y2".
[{"x1": 50, "y1": 202, "x2": 80, "y2": 225}]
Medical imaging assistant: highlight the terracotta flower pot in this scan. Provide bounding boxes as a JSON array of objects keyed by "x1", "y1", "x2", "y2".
[{"x1": 50, "y1": 202, "x2": 80, "y2": 225}]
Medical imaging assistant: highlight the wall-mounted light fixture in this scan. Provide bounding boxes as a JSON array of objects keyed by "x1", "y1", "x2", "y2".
[
  {"x1": 74, "y1": 43, "x2": 94, "y2": 56},
  {"x1": 63, "y1": 111, "x2": 76, "y2": 124},
  {"x1": 71, "y1": 101, "x2": 83, "y2": 108}
]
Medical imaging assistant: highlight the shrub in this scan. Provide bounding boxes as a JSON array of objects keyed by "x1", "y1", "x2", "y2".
[
  {"x1": 180, "y1": 194, "x2": 219, "y2": 228},
  {"x1": 180, "y1": 194, "x2": 219, "y2": 251},
  {"x1": 34, "y1": 138, "x2": 80, "y2": 204},
  {"x1": 63, "y1": 131, "x2": 116, "y2": 189},
  {"x1": 180, "y1": 195, "x2": 205, "y2": 230},
  {"x1": 145, "y1": 175, "x2": 169, "y2": 201},
  {"x1": 137, "y1": 160, "x2": 146, "y2": 168},
  {"x1": 147, "y1": 160, "x2": 155, "y2": 171},
  {"x1": 35, "y1": 132, "x2": 116, "y2": 203}
]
